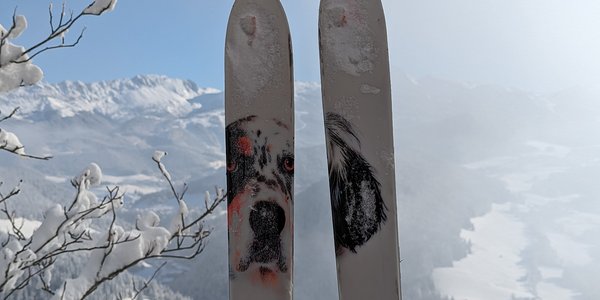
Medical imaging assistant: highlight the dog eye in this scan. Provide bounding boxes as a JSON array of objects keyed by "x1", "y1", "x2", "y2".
[
  {"x1": 283, "y1": 157, "x2": 294, "y2": 172},
  {"x1": 227, "y1": 161, "x2": 237, "y2": 172}
]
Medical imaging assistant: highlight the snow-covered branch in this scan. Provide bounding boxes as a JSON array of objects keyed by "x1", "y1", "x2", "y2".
[
  {"x1": 0, "y1": 108, "x2": 53, "y2": 160},
  {"x1": 0, "y1": 180, "x2": 21, "y2": 207},
  {"x1": 0, "y1": 0, "x2": 118, "y2": 92},
  {"x1": 125, "y1": 261, "x2": 166, "y2": 300},
  {"x1": 0, "y1": 155, "x2": 225, "y2": 299},
  {"x1": 0, "y1": 108, "x2": 19, "y2": 124}
]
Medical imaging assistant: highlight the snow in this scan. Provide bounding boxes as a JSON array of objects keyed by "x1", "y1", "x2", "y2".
[
  {"x1": 169, "y1": 200, "x2": 189, "y2": 234},
  {"x1": 360, "y1": 84, "x2": 381, "y2": 95},
  {"x1": 0, "y1": 15, "x2": 44, "y2": 92},
  {"x1": 0, "y1": 238, "x2": 37, "y2": 291},
  {"x1": 8, "y1": 15, "x2": 27, "y2": 39},
  {"x1": 522, "y1": 193, "x2": 578, "y2": 208},
  {"x1": 29, "y1": 204, "x2": 67, "y2": 253},
  {"x1": 176, "y1": 111, "x2": 225, "y2": 128},
  {"x1": 0, "y1": 55, "x2": 43, "y2": 92},
  {"x1": 536, "y1": 282, "x2": 581, "y2": 300},
  {"x1": 556, "y1": 211, "x2": 600, "y2": 236},
  {"x1": 539, "y1": 266, "x2": 563, "y2": 279},
  {"x1": 40, "y1": 161, "x2": 182, "y2": 299},
  {"x1": 0, "y1": 38, "x2": 25, "y2": 63},
  {"x1": 74, "y1": 162, "x2": 103, "y2": 187},
  {"x1": 500, "y1": 168, "x2": 564, "y2": 193},
  {"x1": 116, "y1": 184, "x2": 162, "y2": 196},
  {"x1": 0, "y1": 128, "x2": 25, "y2": 155},
  {"x1": 0, "y1": 75, "x2": 231, "y2": 297},
  {"x1": 55, "y1": 210, "x2": 171, "y2": 299},
  {"x1": 546, "y1": 233, "x2": 592, "y2": 266},
  {"x1": 102, "y1": 174, "x2": 160, "y2": 184},
  {"x1": 101, "y1": 174, "x2": 163, "y2": 197},
  {"x1": 153, "y1": 150, "x2": 167, "y2": 162},
  {"x1": 435, "y1": 141, "x2": 587, "y2": 300},
  {"x1": 47, "y1": 96, "x2": 76, "y2": 117},
  {"x1": 525, "y1": 140, "x2": 572, "y2": 158},
  {"x1": 84, "y1": 0, "x2": 118, "y2": 15},
  {"x1": 432, "y1": 203, "x2": 534, "y2": 300},
  {"x1": 433, "y1": 201, "x2": 583, "y2": 300},
  {"x1": 226, "y1": 3, "x2": 290, "y2": 105},
  {"x1": 45, "y1": 175, "x2": 68, "y2": 183},
  {"x1": 320, "y1": 0, "x2": 376, "y2": 76},
  {"x1": 0, "y1": 75, "x2": 216, "y2": 119},
  {"x1": 0, "y1": 218, "x2": 41, "y2": 238},
  {"x1": 463, "y1": 156, "x2": 517, "y2": 170}
]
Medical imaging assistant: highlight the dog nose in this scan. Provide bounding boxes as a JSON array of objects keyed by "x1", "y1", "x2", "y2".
[{"x1": 249, "y1": 201, "x2": 285, "y2": 235}]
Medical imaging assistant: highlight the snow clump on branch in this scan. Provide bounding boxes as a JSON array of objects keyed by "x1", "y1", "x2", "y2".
[
  {"x1": 0, "y1": 0, "x2": 118, "y2": 92},
  {"x1": 0, "y1": 128, "x2": 25, "y2": 155},
  {"x1": 0, "y1": 12, "x2": 44, "y2": 92},
  {"x1": 84, "y1": 0, "x2": 118, "y2": 15}
]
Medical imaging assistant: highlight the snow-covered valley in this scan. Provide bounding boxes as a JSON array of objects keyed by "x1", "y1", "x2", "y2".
[{"x1": 434, "y1": 140, "x2": 600, "y2": 300}]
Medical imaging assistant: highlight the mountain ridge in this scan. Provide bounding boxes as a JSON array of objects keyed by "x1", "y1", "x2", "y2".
[{"x1": 0, "y1": 75, "x2": 221, "y2": 120}]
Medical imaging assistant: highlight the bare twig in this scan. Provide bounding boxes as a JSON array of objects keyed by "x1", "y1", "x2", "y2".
[
  {"x1": 0, "y1": 180, "x2": 21, "y2": 206},
  {"x1": 94, "y1": 203, "x2": 119, "y2": 279},
  {"x1": 0, "y1": 107, "x2": 19, "y2": 123},
  {"x1": 131, "y1": 262, "x2": 167, "y2": 300},
  {"x1": 0, "y1": 142, "x2": 53, "y2": 160},
  {"x1": 1, "y1": 202, "x2": 26, "y2": 241},
  {"x1": 152, "y1": 155, "x2": 181, "y2": 201},
  {"x1": 14, "y1": 28, "x2": 86, "y2": 64},
  {"x1": 77, "y1": 156, "x2": 225, "y2": 299},
  {"x1": 0, "y1": 153, "x2": 225, "y2": 299},
  {"x1": 0, "y1": 9, "x2": 18, "y2": 68},
  {"x1": 0, "y1": 107, "x2": 53, "y2": 160},
  {"x1": 1, "y1": 2, "x2": 115, "y2": 71}
]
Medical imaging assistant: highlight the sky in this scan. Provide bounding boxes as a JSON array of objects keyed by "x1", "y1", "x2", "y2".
[{"x1": 2, "y1": 0, "x2": 600, "y2": 93}]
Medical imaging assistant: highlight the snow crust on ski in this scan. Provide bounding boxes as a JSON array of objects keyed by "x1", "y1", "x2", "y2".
[
  {"x1": 319, "y1": 0, "x2": 401, "y2": 299},
  {"x1": 225, "y1": 0, "x2": 294, "y2": 299}
]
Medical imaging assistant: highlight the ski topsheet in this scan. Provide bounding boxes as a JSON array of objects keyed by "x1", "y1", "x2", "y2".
[
  {"x1": 225, "y1": 0, "x2": 294, "y2": 299},
  {"x1": 319, "y1": 0, "x2": 401, "y2": 299}
]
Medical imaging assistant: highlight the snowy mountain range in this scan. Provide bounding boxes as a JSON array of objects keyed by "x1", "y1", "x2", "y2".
[
  {"x1": 1, "y1": 75, "x2": 218, "y2": 119},
  {"x1": 1, "y1": 74, "x2": 599, "y2": 299}
]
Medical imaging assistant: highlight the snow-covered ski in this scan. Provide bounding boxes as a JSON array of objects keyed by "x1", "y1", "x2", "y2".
[
  {"x1": 319, "y1": 0, "x2": 402, "y2": 299},
  {"x1": 225, "y1": 0, "x2": 294, "y2": 299}
]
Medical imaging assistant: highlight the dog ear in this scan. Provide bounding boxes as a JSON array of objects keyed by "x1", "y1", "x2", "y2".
[
  {"x1": 226, "y1": 116, "x2": 257, "y2": 203},
  {"x1": 325, "y1": 113, "x2": 387, "y2": 253}
]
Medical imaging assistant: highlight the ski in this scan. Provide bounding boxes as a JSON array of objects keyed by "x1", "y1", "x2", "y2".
[
  {"x1": 319, "y1": 0, "x2": 402, "y2": 299},
  {"x1": 225, "y1": 0, "x2": 294, "y2": 299}
]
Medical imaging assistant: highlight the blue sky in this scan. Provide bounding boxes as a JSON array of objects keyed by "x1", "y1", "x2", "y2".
[
  {"x1": 0, "y1": 0, "x2": 324, "y2": 89},
  {"x1": 2, "y1": 0, "x2": 600, "y2": 92}
]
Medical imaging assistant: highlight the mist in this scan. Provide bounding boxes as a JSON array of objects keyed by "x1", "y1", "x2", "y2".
[{"x1": 384, "y1": 0, "x2": 600, "y2": 93}]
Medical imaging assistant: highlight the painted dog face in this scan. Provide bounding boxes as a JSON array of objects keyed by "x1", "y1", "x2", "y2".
[
  {"x1": 226, "y1": 115, "x2": 294, "y2": 284},
  {"x1": 325, "y1": 112, "x2": 387, "y2": 255}
]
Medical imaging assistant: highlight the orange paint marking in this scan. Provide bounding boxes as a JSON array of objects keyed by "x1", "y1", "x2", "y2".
[
  {"x1": 237, "y1": 136, "x2": 253, "y2": 156},
  {"x1": 250, "y1": 268, "x2": 279, "y2": 288},
  {"x1": 233, "y1": 249, "x2": 242, "y2": 271},
  {"x1": 261, "y1": 268, "x2": 279, "y2": 286},
  {"x1": 339, "y1": 14, "x2": 347, "y2": 27},
  {"x1": 227, "y1": 191, "x2": 248, "y2": 228}
]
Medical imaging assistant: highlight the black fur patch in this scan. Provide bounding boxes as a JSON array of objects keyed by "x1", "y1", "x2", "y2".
[{"x1": 325, "y1": 112, "x2": 387, "y2": 253}]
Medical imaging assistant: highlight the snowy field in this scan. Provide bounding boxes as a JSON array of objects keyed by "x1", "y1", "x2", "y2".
[{"x1": 433, "y1": 141, "x2": 597, "y2": 300}]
